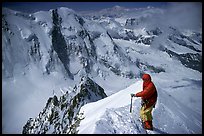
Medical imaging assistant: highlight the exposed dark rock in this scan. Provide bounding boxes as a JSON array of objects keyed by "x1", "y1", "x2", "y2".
[{"x1": 22, "y1": 76, "x2": 107, "y2": 134}]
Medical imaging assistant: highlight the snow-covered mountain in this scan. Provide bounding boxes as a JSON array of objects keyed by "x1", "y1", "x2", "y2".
[
  {"x1": 2, "y1": 4, "x2": 202, "y2": 134},
  {"x1": 22, "y1": 76, "x2": 107, "y2": 134}
]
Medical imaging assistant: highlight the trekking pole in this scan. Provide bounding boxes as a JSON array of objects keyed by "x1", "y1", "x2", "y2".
[{"x1": 130, "y1": 94, "x2": 133, "y2": 113}]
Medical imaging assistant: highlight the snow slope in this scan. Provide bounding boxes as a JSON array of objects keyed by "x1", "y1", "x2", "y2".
[
  {"x1": 78, "y1": 76, "x2": 202, "y2": 134},
  {"x1": 78, "y1": 80, "x2": 143, "y2": 133}
]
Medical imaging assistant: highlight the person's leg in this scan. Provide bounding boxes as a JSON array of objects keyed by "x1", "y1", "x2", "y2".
[
  {"x1": 140, "y1": 106, "x2": 146, "y2": 122},
  {"x1": 139, "y1": 106, "x2": 147, "y2": 129},
  {"x1": 145, "y1": 107, "x2": 153, "y2": 130},
  {"x1": 140, "y1": 106, "x2": 153, "y2": 130}
]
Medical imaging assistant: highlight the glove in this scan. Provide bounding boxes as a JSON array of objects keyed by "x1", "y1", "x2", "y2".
[
  {"x1": 131, "y1": 94, "x2": 135, "y2": 97},
  {"x1": 135, "y1": 93, "x2": 138, "y2": 97}
]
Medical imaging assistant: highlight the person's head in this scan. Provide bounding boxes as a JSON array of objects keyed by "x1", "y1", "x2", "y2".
[{"x1": 142, "y1": 73, "x2": 151, "y2": 82}]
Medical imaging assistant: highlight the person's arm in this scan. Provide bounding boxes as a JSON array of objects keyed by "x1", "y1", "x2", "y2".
[{"x1": 136, "y1": 83, "x2": 155, "y2": 99}]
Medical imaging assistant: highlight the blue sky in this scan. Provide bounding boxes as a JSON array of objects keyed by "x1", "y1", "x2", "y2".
[{"x1": 2, "y1": 2, "x2": 169, "y2": 13}]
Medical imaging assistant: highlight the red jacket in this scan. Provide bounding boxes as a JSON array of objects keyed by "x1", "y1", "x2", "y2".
[{"x1": 136, "y1": 74, "x2": 157, "y2": 109}]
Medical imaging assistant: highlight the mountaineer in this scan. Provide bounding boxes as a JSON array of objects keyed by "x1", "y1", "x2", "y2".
[{"x1": 131, "y1": 73, "x2": 158, "y2": 130}]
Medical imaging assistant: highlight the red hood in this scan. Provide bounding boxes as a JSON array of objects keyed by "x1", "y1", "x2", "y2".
[{"x1": 142, "y1": 74, "x2": 151, "y2": 88}]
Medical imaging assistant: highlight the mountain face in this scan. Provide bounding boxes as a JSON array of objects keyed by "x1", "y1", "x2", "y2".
[
  {"x1": 22, "y1": 76, "x2": 107, "y2": 134},
  {"x1": 2, "y1": 5, "x2": 202, "y2": 134},
  {"x1": 2, "y1": 7, "x2": 202, "y2": 81},
  {"x1": 2, "y1": 7, "x2": 201, "y2": 81}
]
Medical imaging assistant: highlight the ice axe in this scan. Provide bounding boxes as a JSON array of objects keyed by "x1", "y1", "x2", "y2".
[{"x1": 130, "y1": 94, "x2": 133, "y2": 113}]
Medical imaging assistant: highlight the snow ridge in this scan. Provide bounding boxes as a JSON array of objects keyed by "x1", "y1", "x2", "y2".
[{"x1": 22, "y1": 76, "x2": 107, "y2": 134}]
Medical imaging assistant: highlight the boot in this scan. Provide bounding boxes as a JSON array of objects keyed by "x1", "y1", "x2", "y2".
[
  {"x1": 144, "y1": 121, "x2": 153, "y2": 130},
  {"x1": 149, "y1": 121, "x2": 153, "y2": 130},
  {"x1": 142, "y1": 122, "x2": 146, "y2": 129}
]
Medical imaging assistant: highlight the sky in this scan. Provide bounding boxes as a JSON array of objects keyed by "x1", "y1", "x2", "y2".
[{"x1": 2, "y1": 2, "x2": 169, "y2": 13}]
